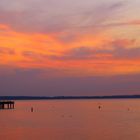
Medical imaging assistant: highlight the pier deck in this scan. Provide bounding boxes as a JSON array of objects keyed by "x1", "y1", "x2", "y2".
[{"x1": 0, "y1": 101, "x2": 15, "y2": 109}]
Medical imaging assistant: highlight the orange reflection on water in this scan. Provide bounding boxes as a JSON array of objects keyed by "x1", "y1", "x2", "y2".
[{"x1": 1, "y1": 100, "x2": 140, "y2": 140}]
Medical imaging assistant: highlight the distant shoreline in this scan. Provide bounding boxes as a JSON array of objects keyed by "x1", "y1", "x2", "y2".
[{"x1": 0, "y1": 95, "x2": 140, "y2": 100}]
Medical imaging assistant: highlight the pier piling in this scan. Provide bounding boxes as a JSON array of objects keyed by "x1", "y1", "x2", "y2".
[{"x1": 0, "y1": 101, "x2": 15, "y2": 109}]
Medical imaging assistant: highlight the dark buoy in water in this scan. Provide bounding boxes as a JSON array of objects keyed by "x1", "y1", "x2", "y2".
[
  {"x1": 98, "y1": 105, "x2": 102, "y2": 110},
  {"x1": 31, "y1": 107, "x2": 34, "y2": 112}
]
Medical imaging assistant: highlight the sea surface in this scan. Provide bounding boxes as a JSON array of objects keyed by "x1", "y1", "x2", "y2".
[{"x1": 0, "y1": 99, "x2": 140, "y2": 140}]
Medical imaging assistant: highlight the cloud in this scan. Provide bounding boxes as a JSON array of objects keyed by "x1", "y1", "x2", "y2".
[
  {"x1": 109, "y1": 39, "x2": 140, "y2": 59},
  {"x1": 114, "y1": 47, "x2": 140, "y2": 59},
  {"x1": 49, "y1": 39, "x2": 140, "y2": 60},
  {"x1": 18, "y1": 38, "x2": 140, "y2": 62},
  {"x1": 0, "y1": 67, "x2": 140, "y2": 96},
  {"x1": 0, "y1": 47, "x2": 15, "y2": 55},
  {"x1": 50, "y1": 47, "x2": 95, "y2": 60},
  {"x1": 22, "y1": 51, "x2": 42, "y2": 59},
  {"x1": 0, "y1": 0, "x2": 126, "y2": 34},
  {"x1": 98, "y1": 19, "x2": 140, "y2": 28},
  {"x1": 0, "y1": 0, "x2": 139, "y2": 78}
]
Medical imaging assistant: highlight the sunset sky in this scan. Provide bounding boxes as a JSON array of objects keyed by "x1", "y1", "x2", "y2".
[{"x1": 0, "y1": 0, "x2": 140, "y2": 96}]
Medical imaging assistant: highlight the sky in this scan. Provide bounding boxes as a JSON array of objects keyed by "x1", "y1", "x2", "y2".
[{"x1": 0, "y1": 0, "x2": 140, "y2": 96}]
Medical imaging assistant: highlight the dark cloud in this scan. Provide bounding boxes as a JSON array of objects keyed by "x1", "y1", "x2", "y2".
[
  {"x1": 49, "y1": 39, "x2": 140, "y2": 60},
  {"x1": 110, "y1": 39, "x2": 140, "y2": 59},
  {"x1": 0, "y1": 66, "x2": 140, "y2": 96},
  {"x1": 50, "y1": 47, "x2": 95, "y2": 60},
  {"x1": 115, "y1": 47, "x2": 140, "y2": 59}
]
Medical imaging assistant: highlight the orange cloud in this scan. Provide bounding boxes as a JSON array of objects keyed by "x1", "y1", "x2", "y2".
[{"x1": 0, "y1": 23, "x2": 140, "y2": 77}]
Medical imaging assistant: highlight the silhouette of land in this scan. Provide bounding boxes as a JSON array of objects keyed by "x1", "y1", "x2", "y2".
[{"x1": 0, "y1": 95, "x2": 140, "y2": 100}]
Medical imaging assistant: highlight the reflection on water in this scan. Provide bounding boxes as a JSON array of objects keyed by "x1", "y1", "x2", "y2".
[{"x1": 0, "y1": 99, "x2": 140, "y2": 140}]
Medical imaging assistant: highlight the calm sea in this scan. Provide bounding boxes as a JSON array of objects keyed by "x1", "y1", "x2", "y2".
[{"x1": 0, "y1": 99, "x2": 140, "y2": 140}]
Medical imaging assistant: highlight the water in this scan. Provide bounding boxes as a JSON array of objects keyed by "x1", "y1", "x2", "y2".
[{"x1": 0, "y1": 99, "x2": 140, "y2": 140}]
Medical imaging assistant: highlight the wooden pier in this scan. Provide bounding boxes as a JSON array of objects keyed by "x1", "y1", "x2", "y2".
[{"x1": 0, "y1": 101, "x2": 15, "y2": 109}]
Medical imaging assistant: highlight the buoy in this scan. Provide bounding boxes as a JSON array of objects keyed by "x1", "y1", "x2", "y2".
[
  {"x1": 98, "y1": 105, "x2": 101, "y2": 110},
  {"x1": 31, "y1": 107, "x2": 34, "y2": 112}
]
